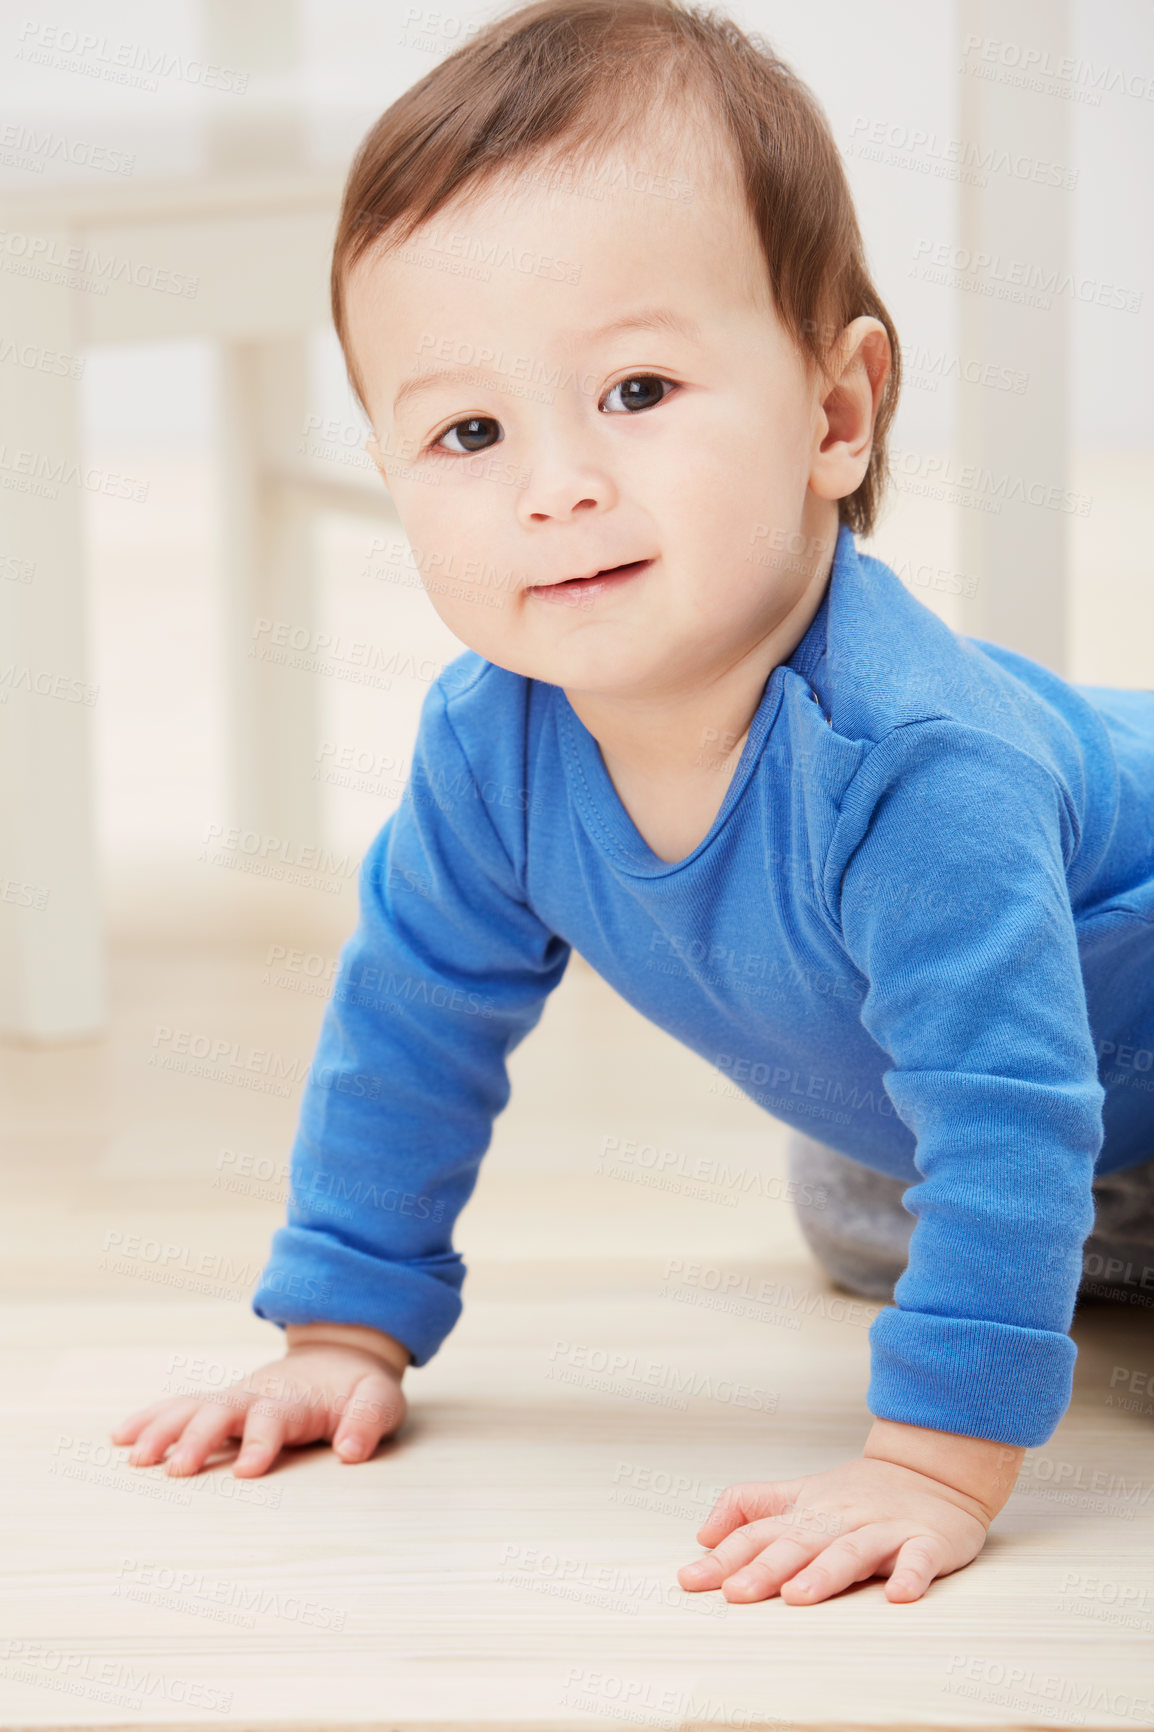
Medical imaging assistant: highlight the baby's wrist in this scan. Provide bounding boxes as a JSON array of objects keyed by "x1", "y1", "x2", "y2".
[
  {"x1": 284, "y1": 1320, "x2": 412, "y2": 1377},
  {"x1": 863, "y1": 1417, "x2": 1025, "y2": 1521}
]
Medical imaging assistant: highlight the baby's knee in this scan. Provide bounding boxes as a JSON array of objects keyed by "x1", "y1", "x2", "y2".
[{"x1": 785, "y1": 1129, "x2": 912, "y2": 1298}]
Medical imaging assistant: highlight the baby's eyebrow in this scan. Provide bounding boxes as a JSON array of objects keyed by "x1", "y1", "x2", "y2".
[
  {"x1": 392, "y1": 305, "x2": 701, "y2": 416},
  {"x1": 589, "y1": 305, "x2": 701, "y2": 344}
]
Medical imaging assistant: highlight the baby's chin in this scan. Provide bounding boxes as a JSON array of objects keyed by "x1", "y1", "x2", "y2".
[
  {"x1": 485, "y1": 634, "x2": 702, "y2": 701},
  {"x1": 424, "y1": 581, "x2": 715, "y2": 692}
]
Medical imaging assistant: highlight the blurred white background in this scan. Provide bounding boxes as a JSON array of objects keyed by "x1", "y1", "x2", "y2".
[{"x1": 1, "y1": 0, "x2": 1150, "y2": 904}]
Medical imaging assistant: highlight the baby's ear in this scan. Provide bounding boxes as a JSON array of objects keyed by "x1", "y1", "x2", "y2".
[
  {"x1": 823, "y1": 318, "x2": 891, "y2": 435},
  {"x1": 810, "y1": 317, "x2": 891, "y2": 498},
  {"x1": 365, "y1": 434, "x2": 388, "y2": 484}
]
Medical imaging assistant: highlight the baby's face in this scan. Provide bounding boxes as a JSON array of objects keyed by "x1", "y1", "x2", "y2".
[{"x1": 345, "y1": 134, "x2": 839, "y2": 698}]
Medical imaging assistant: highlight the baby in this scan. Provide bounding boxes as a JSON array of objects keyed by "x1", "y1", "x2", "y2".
[{"x1": 113, "y1": 0, "x2": 1154, "y2": 1608}]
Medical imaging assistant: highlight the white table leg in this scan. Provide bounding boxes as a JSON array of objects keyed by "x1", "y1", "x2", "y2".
[
  {"x1": 216, "y1": 335, "x2": 322, "y2": 852},
  {"x1": 957, "y1": 0, "x2": 1071, "y2": 673},
  {"x1": 0, "y1": 225, "x2": 105, "y2": 1041}
]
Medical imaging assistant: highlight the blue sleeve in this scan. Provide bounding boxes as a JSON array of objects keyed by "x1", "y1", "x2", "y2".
[
  {"x1": 827, "y1": 720, "x2": 1105, "y2": 1446},
  {"x1": 251, "y1": 674, "x2": 571, "y2": 1364}
]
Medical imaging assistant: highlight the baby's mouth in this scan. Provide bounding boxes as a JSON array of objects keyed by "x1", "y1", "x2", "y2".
[{"x1": 531, "y1": 559, "x2": 654, "y2": 602}]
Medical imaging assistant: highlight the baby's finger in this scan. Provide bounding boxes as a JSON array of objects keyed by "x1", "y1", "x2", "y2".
[
  {"x1": 718, "y1": 1530, "x2": 827, "y2": 1602},
  {"x1": 164, "y1": 1397, "x2": 250, "y2": 1476},
  {"x1": 230, "y1": 1401, "x2": 294, "y2": 1477},
  {"x1": 696, "y1": 1479, "x2": 804, "y2": 1544},
  {"x1": 779, "y1": 1522, "x2": 908, "y2": 1605},
  {"x1": 111, "y1": 1399, "x2": 184, "y2": 1446},
  {"x1": 884, "y1": 1534, "x2": 947, "y2": 1603},
  {"x1": 123, "y1": 1400, "x2": 204, "y2": 1467},
  {"x1": 679, "y1": 1516, "x2": 794, "y2": 1591},
  {"x1": 332, "y1": 1371, "x2": 406, "y2": 1462}
]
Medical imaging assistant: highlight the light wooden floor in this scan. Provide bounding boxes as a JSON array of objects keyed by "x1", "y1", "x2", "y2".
[{"x1": 1, "y1": 879, "x2": 1152, "y2": 1730}]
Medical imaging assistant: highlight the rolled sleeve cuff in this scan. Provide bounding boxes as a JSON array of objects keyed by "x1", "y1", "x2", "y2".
[
  {"x1": 866, "y1": 1305, "x2": 1077, "y2": 1446},
  {"x1": 250, "y1": 1227, "x2": 464, "y2": 1368}
]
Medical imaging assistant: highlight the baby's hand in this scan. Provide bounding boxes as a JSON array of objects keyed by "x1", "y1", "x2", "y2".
[
  {"x1": 110, "y1": 1323, "x2": 409, "y2": 1478},
  {"x1": 677, "y1": 1455, "x2": 994, "y2": 1607}
]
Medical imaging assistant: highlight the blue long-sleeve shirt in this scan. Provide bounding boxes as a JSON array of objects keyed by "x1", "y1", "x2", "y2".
[{"x1": 253, "y1": 522, "x2": 1154, "y2": 1447}]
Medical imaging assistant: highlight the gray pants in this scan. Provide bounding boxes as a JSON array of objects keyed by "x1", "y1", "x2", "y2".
[{"x1": 786, "y1": 1129, "x2": 1154, "y2": 1310}]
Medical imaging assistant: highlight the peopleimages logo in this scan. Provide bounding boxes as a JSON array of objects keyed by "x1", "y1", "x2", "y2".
[
  {"x1": 0, "y1": 227, "x2": 198, "y2": 299},
  {"x1": 909, "y1": 238, "x2": 1141, "y2": 314},
  {"x1": 848, "y1": 116, "x2": 1078, "y2": 189},
  {"x1": 960, "y1": 33, "x2": 1154, "y2": 106},
  {"x1": 15, "y1": 21, "x2": 249, "y2": 94}
]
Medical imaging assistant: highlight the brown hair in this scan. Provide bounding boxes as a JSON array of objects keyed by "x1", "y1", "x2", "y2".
[{"x1": 331, "y1": 0, "x2": 901, "y2": 536}]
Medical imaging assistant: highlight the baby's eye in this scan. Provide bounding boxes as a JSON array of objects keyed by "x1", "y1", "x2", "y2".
[
  {"x1": 602, "y1": 374, "x2": 677, "y2": 413},
  {"x1": 428, "y1": 374, "x2": 676, "y2": 456},
  {"x1": 433, "y1": 415, "x2": 501, "y2": 456}
]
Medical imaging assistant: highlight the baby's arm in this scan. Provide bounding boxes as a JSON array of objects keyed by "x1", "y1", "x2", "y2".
[
  {"x1": 684, "y1": 722, "x2": 1102, "y2": 1605},
  {"x1": 863, "y1": 1416, "x2": 1025, "y2": 1511},
  {"x1": 830, "y1": 722, "x2": 1102, "y2": 1445},
  {"x1": 114, "y1": 667, "x2": 570, "y2": 1477},
  {"x1": 248, "y1": 673, "x2": 570, "y2": 1362}
]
